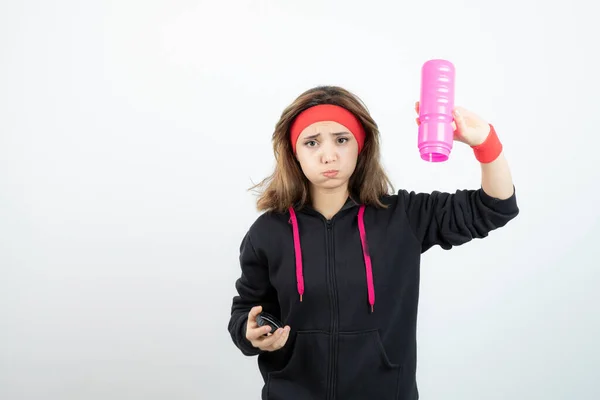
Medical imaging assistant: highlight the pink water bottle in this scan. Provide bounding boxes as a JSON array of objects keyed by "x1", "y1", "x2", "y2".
[{"x1": 418, "y1": 59, "x2": 456, "y2": 162}]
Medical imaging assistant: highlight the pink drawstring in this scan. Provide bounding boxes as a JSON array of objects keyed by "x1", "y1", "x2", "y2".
[
  {"x1": 288, "y1": 205, "x2": 375, "y2": 312},
  {"x1": 358, "y1": 205, "x2": 375, "y2": 312},
  {"x1": 288, "y1": 207, "x2": 304, "y2": 301}
]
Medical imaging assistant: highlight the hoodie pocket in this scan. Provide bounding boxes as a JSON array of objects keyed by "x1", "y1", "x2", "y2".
[
  {"x1": 266, "y1": 331, "x2": 329, "y2": 400},
  {"x1": 336, "y1": 329, "x2": 401, "y2": 399}
]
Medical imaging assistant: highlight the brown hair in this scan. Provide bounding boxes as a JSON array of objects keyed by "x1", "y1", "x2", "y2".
[{"x1": 250, "y1": 85, "x2": 394, "y2": 213}]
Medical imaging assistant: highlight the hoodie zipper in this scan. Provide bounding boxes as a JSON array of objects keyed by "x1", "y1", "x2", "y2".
[{"x1": 325, "y1": 218, "x2": 338, "y2": 400}]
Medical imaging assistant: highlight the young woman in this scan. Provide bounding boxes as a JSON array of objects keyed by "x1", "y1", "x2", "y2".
[{"x1": 227, "y1": 85, "x2": 518, "y2": 400}]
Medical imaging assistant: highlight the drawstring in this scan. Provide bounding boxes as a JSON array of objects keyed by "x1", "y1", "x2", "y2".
[
  {"x1": 288, "y1": 205, "x2": 375, "y2": 312},
  {"x1": 357, "y1": 205, "x2": 375, "y2": 312},
  {"x1": 288, "y1": 207, "x2": 304, "y2": 301}
]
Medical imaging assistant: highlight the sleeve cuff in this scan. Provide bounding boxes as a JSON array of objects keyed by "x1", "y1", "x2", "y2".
[{"x1": 478, "y1": 185, "x2": 519, "y2": 215}]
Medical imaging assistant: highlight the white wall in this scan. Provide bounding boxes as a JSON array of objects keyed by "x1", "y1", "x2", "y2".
[{"x1": 1, "y1": 0, "x2": 598, "y2": 399}]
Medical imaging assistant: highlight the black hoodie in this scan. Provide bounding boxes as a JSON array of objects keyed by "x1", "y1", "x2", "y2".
[{"x1": 228, "y1": 187, "x2": 519, "y2": 400}]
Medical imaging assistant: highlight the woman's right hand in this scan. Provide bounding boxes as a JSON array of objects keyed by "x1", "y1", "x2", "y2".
[{"x1": 245, "y1": 305, "x2": 291, "y2": 352}]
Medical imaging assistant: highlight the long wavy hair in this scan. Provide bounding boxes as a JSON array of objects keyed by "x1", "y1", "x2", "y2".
[{"x1": 250, "y1": 85, "x2": 394, "y2": 213}]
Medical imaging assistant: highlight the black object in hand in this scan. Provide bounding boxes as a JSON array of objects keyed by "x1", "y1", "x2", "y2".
[{"x1": 256, "y1": 312, "x2": 283, "y2": 334}]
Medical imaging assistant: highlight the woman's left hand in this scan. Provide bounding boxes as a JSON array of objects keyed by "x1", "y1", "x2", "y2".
[{"x1": 415, "y1": 101, "x2": 491, "y2": 147}]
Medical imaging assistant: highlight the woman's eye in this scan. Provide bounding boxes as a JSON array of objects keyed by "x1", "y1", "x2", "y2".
[
  {"x1": 305, "y1": 140, "x2": 317, "y2": 147},
  {"x1": 337, "y1": 137, "x2": 349, "y2": 144}
]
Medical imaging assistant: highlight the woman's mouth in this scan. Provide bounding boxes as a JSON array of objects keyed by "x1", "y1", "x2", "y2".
[{"x1": 322, "y1": 170, "x2": 339, "y2": 178}]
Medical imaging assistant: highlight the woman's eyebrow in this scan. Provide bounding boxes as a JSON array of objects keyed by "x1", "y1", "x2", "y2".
[{"x1": 304, "y1": 131, "x2": 350, "y2": 140}]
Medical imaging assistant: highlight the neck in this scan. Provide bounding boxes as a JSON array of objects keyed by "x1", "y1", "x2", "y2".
[{"x1": 310, "y1": 184, "x2": 349, "y2": 220}]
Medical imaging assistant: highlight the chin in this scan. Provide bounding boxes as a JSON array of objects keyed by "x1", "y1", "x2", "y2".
[{"x1": 311, "y1": 176, "x2": 349, "y2": 190}]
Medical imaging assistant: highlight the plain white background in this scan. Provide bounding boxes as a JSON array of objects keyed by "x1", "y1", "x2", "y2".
[{"x1": 1, "y1": 0, "x2": 599, "y2": 399}]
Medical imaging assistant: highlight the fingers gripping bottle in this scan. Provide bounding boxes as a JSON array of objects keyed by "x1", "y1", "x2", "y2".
[{"x1": 418, "y1": 59, "x2": 456, "y2": 162}]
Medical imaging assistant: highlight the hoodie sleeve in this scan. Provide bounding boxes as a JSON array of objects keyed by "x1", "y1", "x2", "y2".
[
  {"x1": 399, "y1": 186, "x2": 519, "y2": 253},
  {"x1": 228, "y1": 230, "x2": 280, "y2": 356}
]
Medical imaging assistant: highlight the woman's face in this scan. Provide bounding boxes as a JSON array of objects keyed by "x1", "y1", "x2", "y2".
[{"x1": 294, "y1": 121, "x2": 359, "y2": 192}]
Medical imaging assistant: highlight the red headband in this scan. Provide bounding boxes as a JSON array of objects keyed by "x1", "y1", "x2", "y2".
[{"x1": 289, "y1": 104, "x2": 366, "y2": 154}]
